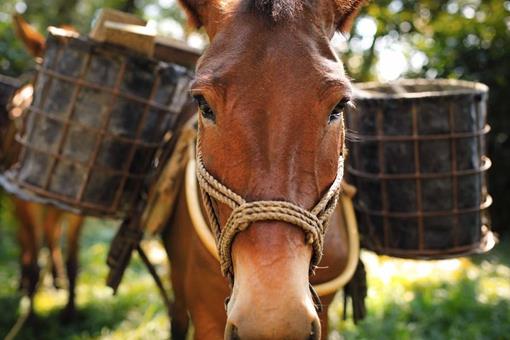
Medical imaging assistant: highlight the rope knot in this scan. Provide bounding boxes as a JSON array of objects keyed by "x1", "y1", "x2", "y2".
[{"x1": 217, "y1": 201, "x2": 325, "y2": 277}]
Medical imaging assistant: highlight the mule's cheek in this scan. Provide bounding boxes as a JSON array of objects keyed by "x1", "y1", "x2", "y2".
[{"x1": 224, "y1": 222, "x2": 320, "y2": 340}]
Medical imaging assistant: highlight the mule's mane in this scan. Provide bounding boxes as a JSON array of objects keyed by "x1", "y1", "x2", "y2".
[
  {"x1": 248, "y1": 0, "x2": 306, "y2": 22},
  {"x1": 247, "y1": 0, "x2": 364, "y2": 29}
]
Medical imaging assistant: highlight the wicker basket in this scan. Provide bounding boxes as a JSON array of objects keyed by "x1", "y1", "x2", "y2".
[
  {"x1": 0, "y1": 29, "x2": 193, "y2": 218},
  {"x1": 346, "y1": 79, "x2": 495, "y2": 259}
]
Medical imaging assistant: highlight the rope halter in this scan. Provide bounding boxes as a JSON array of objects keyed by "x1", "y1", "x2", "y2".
[{"x1": 195, "y1": 141, "x2": 345, "y2": 282}]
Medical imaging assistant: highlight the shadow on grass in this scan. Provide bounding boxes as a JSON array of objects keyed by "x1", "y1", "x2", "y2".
[{"x1": 0, "y1": 293, "x2": 142, "y2": 340}]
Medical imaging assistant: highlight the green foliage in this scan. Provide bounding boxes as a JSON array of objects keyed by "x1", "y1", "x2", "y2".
[
  {"x1": 0, "y1": 0, "x2": 188, "y2": 77},
  {"x1": 340, "y1": 278, "x2": 510, "y2": 340},
  {"x1": 0, "y1": 16, "x2": 33, "y2": 77}
]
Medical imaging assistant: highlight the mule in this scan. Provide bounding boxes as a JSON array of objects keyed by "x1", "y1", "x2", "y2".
[
  {"x1": 163, "y1": 0, "x2": 364, "y2": 339},
  {"x1": 13, "y1": 199, "x2": 84, "y2": 318},
  {"x1": 2, "y1": 14, "x2": 86, "y2": 320}
]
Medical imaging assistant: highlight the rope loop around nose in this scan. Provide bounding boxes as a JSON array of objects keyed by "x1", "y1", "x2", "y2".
[
  {"x1": 195, "y1": 139, "x2": 344, "y2": 281},
  {"x1": 218, "y1": 201, "x2": 324, "y2": 277}
]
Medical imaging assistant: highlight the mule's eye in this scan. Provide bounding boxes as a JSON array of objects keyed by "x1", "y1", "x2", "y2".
[
  {"x1": 328, "y1": 98, "x2": 349, "y2": 124},
  {"x1": 194, "y1": 95, "x2": 215, "y2": 122}
]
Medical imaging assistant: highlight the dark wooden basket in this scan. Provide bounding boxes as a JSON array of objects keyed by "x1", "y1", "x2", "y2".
[
  {"x1": 0, "y1": 28, "x2": 193, "y2": 218},
  {"x1": 346, "y1": 79, "x2": 495, "y2": 259}
]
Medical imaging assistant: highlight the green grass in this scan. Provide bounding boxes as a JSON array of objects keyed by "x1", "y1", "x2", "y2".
[
  {"x1": 1, "y1": 193, "x2": 509, "y2": 339},
  {"x1": 0, "y1": 194, "x2": 170, "y2": 340},
  {"x1": 330, "y1": 236, "x2": 510, "y2": 340}
]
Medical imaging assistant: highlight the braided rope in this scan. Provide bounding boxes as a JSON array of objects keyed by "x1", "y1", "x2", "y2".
[{"x1": 195, "y1": 140, "x2": 344, "y2": 280}]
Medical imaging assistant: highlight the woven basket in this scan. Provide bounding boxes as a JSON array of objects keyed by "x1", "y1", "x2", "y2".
[
  {"x1": 0, "y1": 29, "x2": 193, "y2": 218},
  {"x1": 346, "y1": 79, "x2": 495, "y2": 259}
]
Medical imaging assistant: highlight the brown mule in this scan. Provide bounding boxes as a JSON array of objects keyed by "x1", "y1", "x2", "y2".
[
  {"x1": 164, "y1": 1, "x2": 364, "y2": 339},
  {"x1": 4, "y1": 14, "x2": 85, "y2": 320}
]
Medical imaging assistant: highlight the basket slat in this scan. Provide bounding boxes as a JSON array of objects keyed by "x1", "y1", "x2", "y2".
[{"x1": 0, "y1": 31, "x2": 193, "y2": 218}]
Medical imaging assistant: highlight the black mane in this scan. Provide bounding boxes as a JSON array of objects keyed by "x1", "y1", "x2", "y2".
[{"x1": 248, "y1": 0, "x2": 307, "y2": 22}]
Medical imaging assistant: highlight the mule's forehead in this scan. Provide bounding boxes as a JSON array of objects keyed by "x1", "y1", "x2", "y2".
[{"x1": 194, "y1": 11, "x2": 349, "y2": 95}]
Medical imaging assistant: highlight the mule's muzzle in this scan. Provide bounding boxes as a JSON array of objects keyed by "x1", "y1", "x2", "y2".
[
  {"x1": 225, "y1": 315, "x2": 321, "y2": 340},
  {"x1": 223, "y1": 221, "x2": 321, "y2": 340}
]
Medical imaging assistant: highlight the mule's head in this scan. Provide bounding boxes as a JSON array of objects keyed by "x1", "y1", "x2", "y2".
[{"x1": 179, "y1": 0, "x2": 363, "y2": 338}]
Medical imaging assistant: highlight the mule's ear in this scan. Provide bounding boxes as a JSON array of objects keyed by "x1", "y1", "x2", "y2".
[
  {"x1": 335, "y1": 0, "x2": 365, "y2": 34},
  {"x1": 177, "y1": 0, "x2": 214, "y2": 29},
  {"x1": 12, "y1": 14, "x2": 45, "y2": 58}
]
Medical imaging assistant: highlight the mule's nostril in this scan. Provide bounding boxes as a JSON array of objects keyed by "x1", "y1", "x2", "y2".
[
  {"x1": 231, "y1": 326, "x2": 240, "y2": 340},
  {"x1": 309, "y1": 318, "x2": 321, "y2": 340},
  {"x1": 225, "y1": 323, "x2": 240, "y2": 340}
]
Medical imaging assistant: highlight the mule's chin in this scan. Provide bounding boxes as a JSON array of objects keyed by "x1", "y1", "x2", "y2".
[{"x1": 223, "y1": 221, "x2": 320, "y2": 340}]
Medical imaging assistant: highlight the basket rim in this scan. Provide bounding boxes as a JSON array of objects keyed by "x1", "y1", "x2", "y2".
[
  {"x1": 360, "y1": 225, "x2": 497, "y2": 259},
  {"x1": 45, "y1": 26, "x2": 193, "y2": 72},
  {"x1": 353, "y1": 78, "x2": 489, "y2": 100}
]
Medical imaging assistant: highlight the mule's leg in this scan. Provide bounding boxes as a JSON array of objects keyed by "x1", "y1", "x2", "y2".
[
  {"x1": 62, "y1": 213, "x2": 84, "y2": 320},
  {"x1": 42, "y1": 206, "x2": 66, "y2": 289},
  {"x1": 186, "y1": 258, "x2": 228, "y2": 340},
  {"x1": 318, "y1": 294, "x2": 336, "y2": 340},
  {"x1": 169, "y1": 277, "x2": 190, "y2": 340},
  {"x1": 167, "y1": 242, "x2": 227, "y2": 340},
  {"x1": 14, "y1": 199, "x2": 40, "y2": 297},
  {"x1": 163, "y1": 187, "x2": 229, "y2": 340},
  {"x1": 162, "y1": 221, "x2": 190, "y2": 339},
  {"x1": 313, "y1": 207, "x2": 351, "y2": 339}
]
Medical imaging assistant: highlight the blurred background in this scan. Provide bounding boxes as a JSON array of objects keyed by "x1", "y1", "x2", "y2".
[{"x1": 0, "y1": 0, "x2": 509, "y2": 339}]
